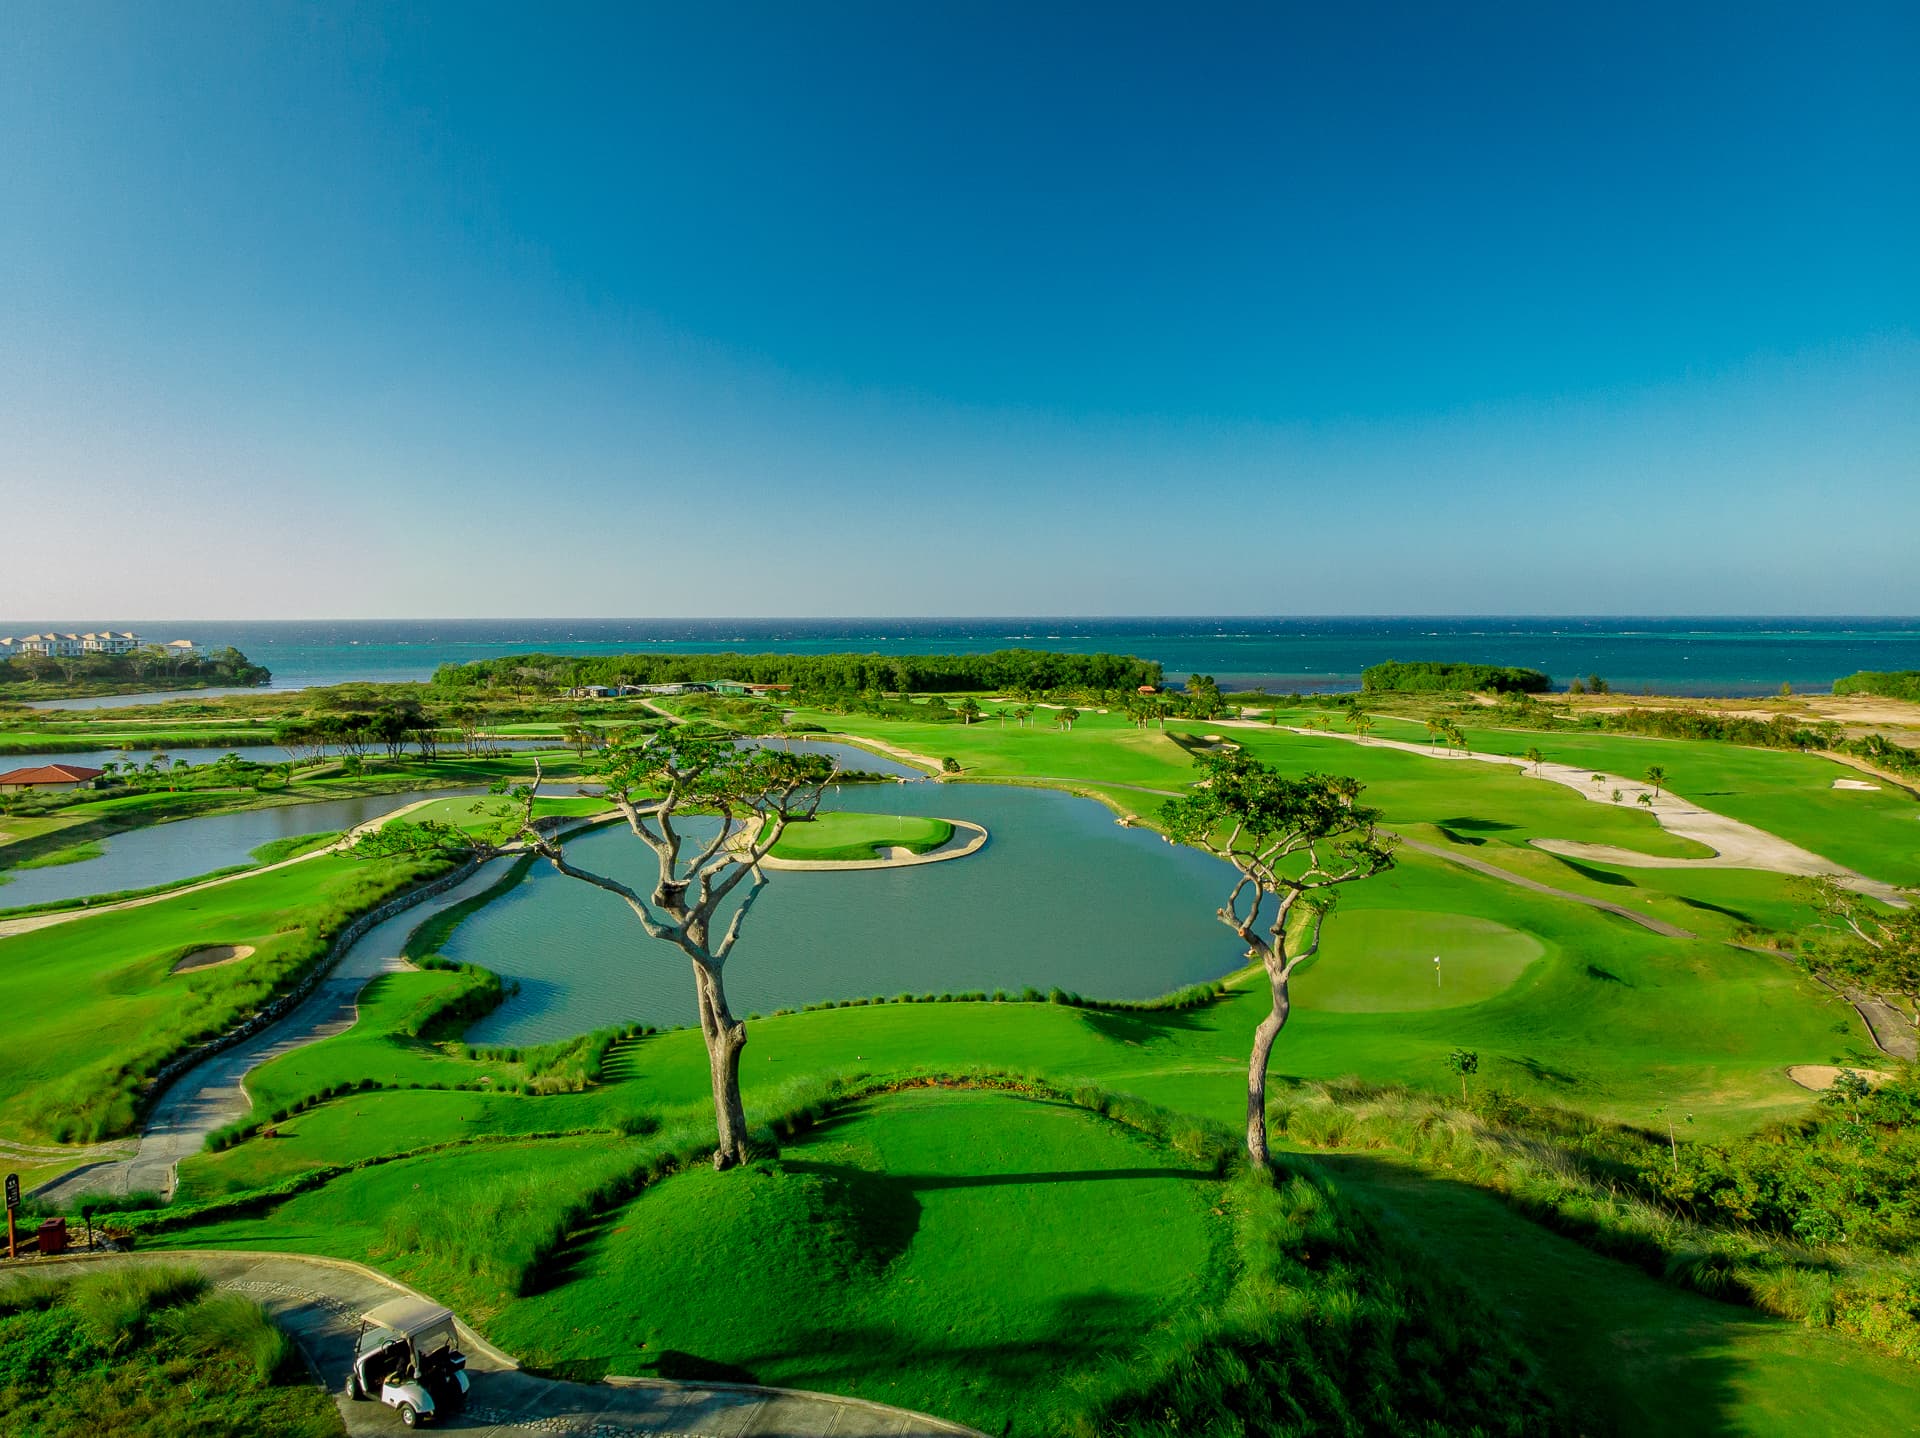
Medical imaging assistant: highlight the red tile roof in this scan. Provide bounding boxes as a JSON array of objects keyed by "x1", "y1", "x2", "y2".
[{"x1": 0, "y1": 763, "x2": 105, "y2": 785}]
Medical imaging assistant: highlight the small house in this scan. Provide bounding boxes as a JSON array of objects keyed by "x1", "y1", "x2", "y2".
[
  {"x1": 0, "y1": 763, "x2": 105, "y2": 793},
  {"x1": 566, "y1": 685, "x2": 614, "y2": 699}
]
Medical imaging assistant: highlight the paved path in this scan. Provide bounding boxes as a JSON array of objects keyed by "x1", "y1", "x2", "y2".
[
  {"x1": 34, "y1": 859, "x2": 516, "y2": 1204},
  {"x1": 1264, "y1": 724, "x2": 1907, "y2": 903},
  {"x1": 26, "y1": 1250, "x2": 982, "y2": 1438}
]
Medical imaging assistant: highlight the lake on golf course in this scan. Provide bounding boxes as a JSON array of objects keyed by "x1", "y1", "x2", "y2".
[{"x1": 447, "y1": 781, "x2": 1252, "y2": 1043}]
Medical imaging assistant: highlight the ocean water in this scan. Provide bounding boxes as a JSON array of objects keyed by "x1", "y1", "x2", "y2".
[{"x1": 5, "y1": 617, "x2": 1916, "y2": 697}]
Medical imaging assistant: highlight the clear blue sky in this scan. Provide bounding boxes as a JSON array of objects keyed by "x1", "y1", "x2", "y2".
[{"x1": 2, "y1": 2, "x2": 1914, "y2": 618}]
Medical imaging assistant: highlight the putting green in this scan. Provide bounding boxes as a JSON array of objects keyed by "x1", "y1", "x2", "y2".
[{"x1": 1301, "y1": 909, "x2": 1544, "y2": 1012}]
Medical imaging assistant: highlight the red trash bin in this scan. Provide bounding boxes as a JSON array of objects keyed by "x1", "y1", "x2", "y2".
[{"x1": 36, "y1": 1217, "x2": 68, "y2": 1255}]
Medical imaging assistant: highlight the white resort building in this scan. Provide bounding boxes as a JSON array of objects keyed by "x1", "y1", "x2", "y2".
[{"x1": 0, "y1": 632, "x2": 197, "y2": 660}]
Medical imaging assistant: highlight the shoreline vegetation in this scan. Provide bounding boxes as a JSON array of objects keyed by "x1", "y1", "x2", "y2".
[{"x1": 0, "y1": 645, "x2": 271, "y2": 701}]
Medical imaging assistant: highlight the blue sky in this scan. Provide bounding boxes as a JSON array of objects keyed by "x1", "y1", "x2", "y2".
[{"x1": 2, "y1": 2, "x2": 1914, "y2": 618}]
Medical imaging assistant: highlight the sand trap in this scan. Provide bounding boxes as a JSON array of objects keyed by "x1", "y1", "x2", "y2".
[
  {"x1": 172, "y1": 943, "x2": 256, "y2": 973},
  {"x1": 1786, "y1": 1064, "x2": 1891, "y2": 1092},
  {"x1": 1832, "y1": 778, "x2": 1881, "y2": 791}
]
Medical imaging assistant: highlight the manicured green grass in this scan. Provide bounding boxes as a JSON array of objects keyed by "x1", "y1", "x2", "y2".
[
  {"x1": 770, "y1": 811, "x2": 954, "y2": 861},
  {"x1": 1297, "y1": 909, "x2": 1542, "y2": 1011},
  {"x1": 1424, "y1": 719, "x2": 1920, "y2": 888},
  {"x1": 247, "y1": 830, "x2": 341, "y2": 865},
  {"x1": 0, "y1": 851, "x2": 448, "y2": 1142},
  {"x1": 491, "y1": 1088, "x2": 1231, "y2": 1430}
]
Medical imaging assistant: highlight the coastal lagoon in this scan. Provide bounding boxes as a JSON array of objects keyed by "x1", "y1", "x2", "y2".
[{"x1": 451, "y1": 782, "x2": 1249, "y2": 1043}]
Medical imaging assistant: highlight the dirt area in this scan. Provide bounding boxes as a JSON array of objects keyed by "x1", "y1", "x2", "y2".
[{"x1": 171, "y1": 943, "x2": 256, "y2": 973}]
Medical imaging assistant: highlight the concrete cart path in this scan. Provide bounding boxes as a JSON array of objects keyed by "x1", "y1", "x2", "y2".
[
  {"x1": 30, "y1": 1250, "x2": 984, "y2": 1438},
  {"x1": 33, "y1": 859, "x2": 515, "y2": 1205}
]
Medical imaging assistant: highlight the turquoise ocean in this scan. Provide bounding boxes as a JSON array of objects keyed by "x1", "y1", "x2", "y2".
[{"x1": 5, "y1": 618, "x2": 1916, "y2": 697}]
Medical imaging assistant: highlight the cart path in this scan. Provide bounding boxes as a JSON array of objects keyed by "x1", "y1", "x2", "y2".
[
  {"x1": 32, "y1": 859, "x2": 517, "y2": 1205},
  {"x1": 24, "y1": 1249, "x2": 985, "y2": 1438},
  {"x1": 1393, "y1": 838, "x2": 1697, "y2": 938},
  {"x1": 1258, "y1": 723, "x2": 1906, "y2": 903}
]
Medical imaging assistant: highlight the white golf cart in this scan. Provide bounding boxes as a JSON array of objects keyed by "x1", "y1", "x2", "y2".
[{"x1": 346, "y1": 1295, "x2": 470, "y2": 1427}]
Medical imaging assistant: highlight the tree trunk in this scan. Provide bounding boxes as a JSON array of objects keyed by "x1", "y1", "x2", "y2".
[
  {"x1": 694, "y1": 962, "x2": 752, "y2": 1168},
  {"x1": 1245, "y1": 956, "x2": 1292, "y2": 1174}
]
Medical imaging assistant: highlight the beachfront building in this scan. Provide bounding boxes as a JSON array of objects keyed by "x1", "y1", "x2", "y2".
[
  {"x1": 0, "y1": 763, "x2": 105, "y2": 793},
  {"x1": 163, "y1": 639, "x2": 201, "y2": 658},
  {"x1": 3, "y1": 631, "x2": 149, "y2": 658}
]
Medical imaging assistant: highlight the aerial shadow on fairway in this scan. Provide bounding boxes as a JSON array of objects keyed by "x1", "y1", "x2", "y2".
[
  {"x1": 1076, "y1": 1003, "x2": 1215, "y2": 1046},
  {"x1": 724, "y1": 1287, "x2": 1166, "y2": 1415},
  {"x1": 1584, "y1": 963, "x2": 1634, "y2": 986},
  {"x1": 1309, "y1": 1151, "x2": 1788, "y2": 1438}
]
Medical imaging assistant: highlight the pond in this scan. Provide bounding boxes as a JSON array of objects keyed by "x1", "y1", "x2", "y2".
[
  {"x1": 0, "y1": 789, "x2": 486, "y2": 910},
  {"x1": 449, "y1": 782, "x2": 1252, "y2": 1044}
]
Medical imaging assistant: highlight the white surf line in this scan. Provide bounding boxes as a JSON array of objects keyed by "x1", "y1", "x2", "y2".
[{"x1": 1228, "y1": 722, "x2": 1905, "y2": 904}]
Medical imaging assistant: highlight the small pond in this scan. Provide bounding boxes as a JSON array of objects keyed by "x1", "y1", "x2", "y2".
[
  {"x1": 450, "y1": 782, "x2": 1252, "y2": 1044},
  {"x1": 0, "y1": 789, "x2": 487, "y2": 910}
]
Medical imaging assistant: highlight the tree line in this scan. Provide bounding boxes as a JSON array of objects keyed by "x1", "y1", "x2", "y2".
[
  {"x1": 1361, "y1": 661, "x2": 1552, "y2": 694},
  {"x1": 429, "y1": 648, "x2": 1163, "y2": 696},
  {"x1": 1833, "y1": 670, "x2": 1920, "y2": 703},
  {"x1": 0, "y1": 646, "x2": 269, "y2": 690}
]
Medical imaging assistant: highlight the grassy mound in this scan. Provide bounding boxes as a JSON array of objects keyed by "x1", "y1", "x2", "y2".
[
  {"x1": 770, "y1": 811, "x2": 954, "y2": 861},
  {"x1": 0, "y1": 1262, "x2": 335, "y2": 1437},
  {"x1": 490, "y1": 1088, "x2": 1229, "y2": 1425}
]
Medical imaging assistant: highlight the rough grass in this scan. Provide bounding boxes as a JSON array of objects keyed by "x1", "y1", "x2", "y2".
[{"x1": 0, "y1": 1263, "x2": 333, "y2": 1437}]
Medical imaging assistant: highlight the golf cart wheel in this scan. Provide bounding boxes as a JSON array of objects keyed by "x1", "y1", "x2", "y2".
[
  {"x1": 346, "y1": 1372, "x2": 364, "y2": 1401},
  {"x1": 398, "y1": 1402, "x2": 420, "y2": 1428}
]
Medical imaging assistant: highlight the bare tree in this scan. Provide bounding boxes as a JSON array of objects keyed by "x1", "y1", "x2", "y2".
[
  {"x1": 1163, "y1": 749, "x2": 1393, "y2": 1171},
  {"x1": 509, "y1": 735, "x2": 837, "y2": 1167}
]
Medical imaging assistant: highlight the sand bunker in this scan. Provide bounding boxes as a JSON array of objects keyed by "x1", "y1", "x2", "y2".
[
  {"x1": 1832, "y1": 778, "x2": 1881, "y2": 791},
  {"x1": 172, "y1": 944, "x2": 256, "y2": 973},
  {"x1": 1786, "y1": 1064, "x2": 1891, "y2": 1092}
]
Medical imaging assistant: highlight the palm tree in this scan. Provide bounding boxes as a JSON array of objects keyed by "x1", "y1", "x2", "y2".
[
  {"x1": 1523, "y1": 746, "x2": 1544, "y2": 773},
  {"x1": 1644, "y1": 765, "x2": 1667, "y2": 798},
  {"x1": 1057, "y1": 706, "x2": 1081, "y2": 731}
]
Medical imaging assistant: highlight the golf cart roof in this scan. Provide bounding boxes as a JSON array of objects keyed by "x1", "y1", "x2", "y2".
[{"x1": 362, "y1": 1296, "x2": 455, "y2": 1336}]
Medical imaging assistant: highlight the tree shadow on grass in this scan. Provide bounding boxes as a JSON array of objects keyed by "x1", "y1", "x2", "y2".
[
  {"x1": 1499, "y1": 1055, "x2": 1582, "y2": 1087},
  {"x1": 1675, "y1": 895, "x2": 1758, "y2": 925},
  {"x1": 1549, "y1": 855, "x2": 1638, "y2": 888},
  {"x1": 1076, "y1": 1004, "x2": 1214, "y2": 1046},
  {"x1": 1438, "y1": 816, "x2": 1521, "y2": 833}
]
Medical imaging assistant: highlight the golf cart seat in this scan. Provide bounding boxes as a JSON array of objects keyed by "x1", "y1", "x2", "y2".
[{"x1": 359, "y1": 1338, "x2": 409, "y2": 1386}]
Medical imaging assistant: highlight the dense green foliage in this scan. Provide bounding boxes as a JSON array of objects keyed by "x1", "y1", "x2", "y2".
[
  {"x1": 1362, "y1": 660, "x2": 1552, "y2": 694},
  {"x1": 0, "y1": 1264, "x2": 334, "y2": 1437},
  {"x1": 0, "y1": 646, "x2": 270, "y2": 695},
  {"x1": 1576, "y1": 705, "x2": 1920, "y2": 778},
  {"x1": 1647, "y1": 1068, "x2": 1920, "y2": 1249},
  {"x1": 431, "y1": 647, "x2": 1161, "y2": 695},
  {"x1": 1834, "y1": 670, "x2": 1920, "y2": 702}
]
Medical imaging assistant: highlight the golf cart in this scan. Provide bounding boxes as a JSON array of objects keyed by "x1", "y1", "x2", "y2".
[{"x1": 346, "y1": 1296, "x2": 470, "y2": 1427}]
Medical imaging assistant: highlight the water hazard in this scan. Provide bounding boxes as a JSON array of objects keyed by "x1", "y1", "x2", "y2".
[
  {"x1": 449, "y1": 782, "x2": 1251, "y2": 1043},
  {"x1": 0, "y1": 790, "x2": 486, "y2": 910}
]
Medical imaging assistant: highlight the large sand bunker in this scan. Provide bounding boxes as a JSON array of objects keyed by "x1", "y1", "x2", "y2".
[{"x1": 172, "y1": 943, "x2": 256, "y2": 973}]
